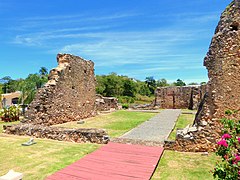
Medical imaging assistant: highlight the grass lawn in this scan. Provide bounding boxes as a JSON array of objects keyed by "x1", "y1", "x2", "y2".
[
  {"x1": 0, "y1": 111, "x2": 156, "y2": 179},
  {"x1": 0, "y1": 134, "x2": 100, "y2": 180},
  {"x1": 168, "y1": 112, "x2": 195, "y2": 140},
  {"x1": 54, "y1": 110, "x2": 157, "y2": 138},
  {"x1": 0, "y1": 110, "x2": 218, "y2": 180},
  {"x1": 151, "y1": 150, "x2": 216, "y2": 180}
]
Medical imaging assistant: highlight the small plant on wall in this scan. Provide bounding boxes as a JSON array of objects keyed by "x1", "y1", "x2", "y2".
[{"x1": 213, "y1": 110, "x2": 240, "y2": 179}]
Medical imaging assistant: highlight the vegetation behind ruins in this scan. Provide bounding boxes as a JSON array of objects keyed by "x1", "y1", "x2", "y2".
[
  {"x1": 0, "y1": 70, "x2": 203, "y2": 106},
  {"x1": 0, "y1": 67, "x2": 48, "y2": 105}
]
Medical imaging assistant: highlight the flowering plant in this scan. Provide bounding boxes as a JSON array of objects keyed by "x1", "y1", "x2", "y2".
[{"x1": 213, "y1": 110, "x2": 240, "y2": 179}]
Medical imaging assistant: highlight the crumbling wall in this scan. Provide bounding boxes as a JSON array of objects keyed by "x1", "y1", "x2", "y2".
[
  {"x1": 165, "y1": 0, "x2": 240, "y2": 152},
  {"x1": 25, "y1": 54, "x2": 96, "y2": 126},
  {"x1": 198, "y1": 0, "x2": 240, "y2": 122},
  {"x1": 4, "y1": 54, "x2": 110, "y2": 144},
  {"x1": 153, "y1": 85, "x2": 206, "y2": 110},
  {"x1": 3, "y1": 124, "x2": 108, "y2": 144},
  {"x1": 95, "y1": 94, "x2": 119, "y2": 111}
]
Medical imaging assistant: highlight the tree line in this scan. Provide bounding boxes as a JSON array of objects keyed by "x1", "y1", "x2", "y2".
[
  {"x1": 0, "y1": 69, "x2": 205, "y2": 105},
  {"x1": 96, "y1": 73, "x2": 205, "y2": 97}
]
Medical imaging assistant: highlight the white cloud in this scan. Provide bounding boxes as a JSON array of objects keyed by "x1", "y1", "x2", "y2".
[{"x1": 8, "y1": 9, "x2": 215, "y2": 82}]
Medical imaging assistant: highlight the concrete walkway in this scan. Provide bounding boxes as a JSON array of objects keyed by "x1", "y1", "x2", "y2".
[{"x1": 120, "y1": 109, "x2": 181, "y2": 143}]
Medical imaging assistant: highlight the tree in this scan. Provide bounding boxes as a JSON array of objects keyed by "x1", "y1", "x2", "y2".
[
  {"x1": 96, "y1": 75, "x2": 106, "y2": 94},
  {"x1": 156, "y1": 78, "x2": 169, "y2": 87},
  {"x1": 103, "y1": 73, "x2": 123, "y2": 97},
  {"x1": 122, "y1": 79, "x2": 137, "y2": 97},
  {"x1": 0, "y1": 76, "x2": 19, "y2": 93},
  {"x1": 18, "y1": 73, "x2": 46, "y2": 104},
  {"x1": 38, "y1": 67, "x2": 48, "y2": 88},
  {"x1": 145, "y1": 76, "x2": 156, "y2": 95},
  {"x1": 39, "y1": 67, "x2": 48, "y2": 77},
  {"x1": 173, "y1": 79, "x2": 186, "y2": 86}
]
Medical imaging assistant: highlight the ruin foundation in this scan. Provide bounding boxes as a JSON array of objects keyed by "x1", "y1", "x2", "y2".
[
  {"x1": 95, "y1": 94, "x2": 120, "y2": 112},
  {"x1": 3, "y1": 124, "x2": 108, "y2": 144}
]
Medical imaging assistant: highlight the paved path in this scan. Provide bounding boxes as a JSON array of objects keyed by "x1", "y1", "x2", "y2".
[
  {"x1": 120, "y1": 109, "x2": 181, "y2": 143},
  {"x1": 47, "y1": 142, "x2": 164, "y2": 180}
]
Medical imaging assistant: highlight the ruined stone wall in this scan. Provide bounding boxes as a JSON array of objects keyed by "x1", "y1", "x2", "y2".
[
  {"x1": 153, "y1": 85, "x2": 206, "y2": 110},
  {"x1": 95, "y1": 94, "x2": 119, "y2": 111},
  {"x1": 165, "y1": 0, "x2": 240, "y2": 152},
  {"x1": 3, "y1": 124, "x2": 108, "y2": 144},
  {"x1": 199, "y1": 0, "x2": 240, "y2": 121},
  {"x1": 25, "y1": 54, "x2": 96, "y2": 126}
]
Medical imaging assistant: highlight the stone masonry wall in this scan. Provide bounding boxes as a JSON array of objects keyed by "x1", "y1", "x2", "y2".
[
  {"x1": 165, "y1": 0, "x2": 240, "y2": 152},
  {"x1": 25, "y1": 54, "x2": 96, "y2": 126},
  {"x1": 3, "y1": 124, "x2": 108, "y2": 144},
  {"x1": 199, "y1": 0, "x2": 240, "y2": 121},
  {"x1": 153, "y1": 85, "x2": 206, "y2": 110},
  {"x1": 4, "y1": 54, "x2": 110, "y2": 144},
  {"x1": 95, "y1": 94, "x2": 119, "y2": 111}
]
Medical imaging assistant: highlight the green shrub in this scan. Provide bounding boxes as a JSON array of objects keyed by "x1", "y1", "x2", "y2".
[
  {"x1": 122, "y1": 104, "x2": 129, "y2": 109},
  {"x1": 0, "y1": 106, "x2": 20, "y2": 122}
]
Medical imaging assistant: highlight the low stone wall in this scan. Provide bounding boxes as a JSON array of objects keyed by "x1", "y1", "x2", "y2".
[
  {"x1": 3, "y1": 124, "x2": 109, "y2": 144},
  {"x1": 164, "y1": 120, "x2": 221, "y2": 152},
  {"x1": 95, "y1": 94, "x2": 119, "y2": 111}
]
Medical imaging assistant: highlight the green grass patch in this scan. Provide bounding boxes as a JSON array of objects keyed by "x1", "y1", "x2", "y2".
[
  {"x1": 0, "y1": 135, "x2": 100, "y2": 180},
  {"x1": 168, "y1": 112, "x2": 195, "y2": 140},
  {"x1": 151, "y1": 150, "x2": 217, "y2": 180},
  {"x1": 54, "y1": 110, "x2": 156, "y2": 138}
]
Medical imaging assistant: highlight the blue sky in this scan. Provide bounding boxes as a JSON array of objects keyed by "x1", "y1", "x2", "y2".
[{"x1": 0, "y1": 0, "x2": 232, "y2": 83}]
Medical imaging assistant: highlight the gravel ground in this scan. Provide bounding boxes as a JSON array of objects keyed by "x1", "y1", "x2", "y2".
[{"x1": 120, "y1": 109, "x2": 181, "y2": 143}]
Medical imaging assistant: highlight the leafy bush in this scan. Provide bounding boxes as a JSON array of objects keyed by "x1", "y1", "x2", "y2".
[
  {"x1": 122, "y1": 104, "x2": 129, "y2": 109},
  {"x1": 213, "y1": 110, "x2": 240, "y2": 179},
  {"x1": 0, "y1": 106, "x2": 20, "y2": 122}
]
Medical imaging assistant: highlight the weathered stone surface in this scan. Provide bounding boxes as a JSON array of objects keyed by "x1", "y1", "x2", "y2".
[
  {"x1": 4, "y1": 54, "x2": 112, "y2": 144},
  {"x1": 198, "y1": 0, "x2": 240, "y2": 122},
  {"x1": 25, "y1": 54, "x2": 96, "y2": 125},
  {"x1": 164, "y1": 1, "x2": 240, "y2": 152},
  {"x1": 3, "y1": 123, "x2": 109, "y2": 144},
  {"x1": 95, "y1": 94, "x2": 119, "y2": 111},
  {"x1": 153, "y1": 85, "x2": 206, "y2": 110}
]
